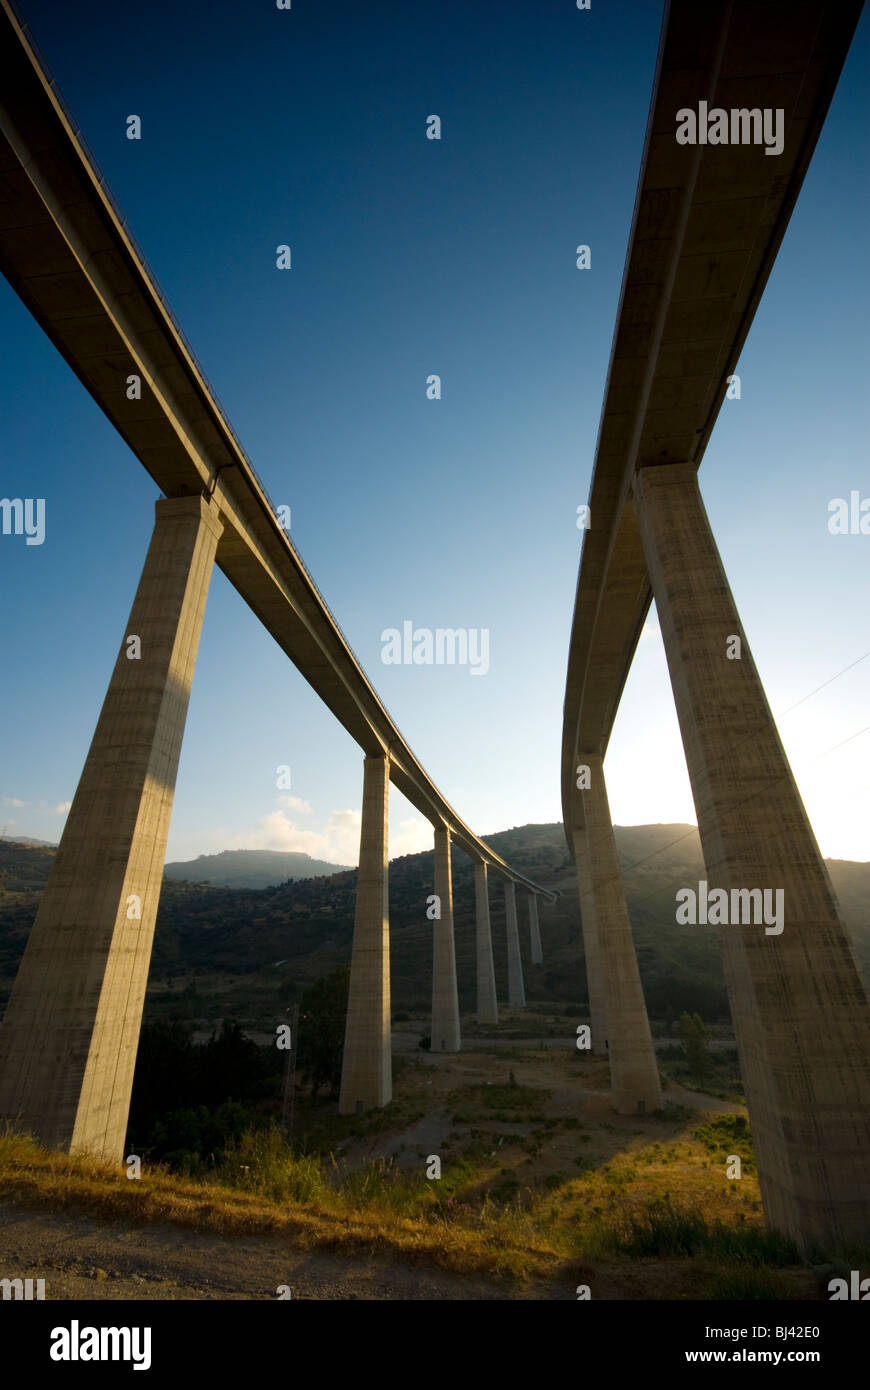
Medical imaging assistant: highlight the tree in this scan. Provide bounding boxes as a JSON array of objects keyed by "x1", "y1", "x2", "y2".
[
  {"x1": 296, "y1": 964, "x2": 350, "y2": 1098},
  {"x1": 128, "y1": 1018, "x2": 197, "y2": 1142},
  {"x1": 197, "y1": 1020, "x2": 277, "y2": 1105},
  {"x1": 678, "y1": 1011, "x2": 714, "y2": 1086}
]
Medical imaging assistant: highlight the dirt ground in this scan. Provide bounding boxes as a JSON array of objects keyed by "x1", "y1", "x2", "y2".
[
  {"x1": 2, "y1": 1203, "x2": 789, "y2": 1301},
  {"x1": 0, "y1": 1204, "x2": 560, "y2": 1300}
]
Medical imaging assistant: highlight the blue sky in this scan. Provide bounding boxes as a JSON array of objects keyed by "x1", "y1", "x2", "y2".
[{"x1": 1, "y1": 0, "x2": 868, "y2": 867}]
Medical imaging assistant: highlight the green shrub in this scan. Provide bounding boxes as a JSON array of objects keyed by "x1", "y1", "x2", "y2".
[
  {"x1": 216, "y1": 1122, "x2": 325, "y2": 1203},
  {"x1": 695, "y1": 1113, "x2": 755, "y2": 1170},
  {"x1": 601, "y1": 1195, "x2": 803, "y2": 1265}
]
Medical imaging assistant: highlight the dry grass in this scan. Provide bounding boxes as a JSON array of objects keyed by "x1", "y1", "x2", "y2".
[{"x1": 0, "y1": 1127, "x2": 568, "y2": 1283}]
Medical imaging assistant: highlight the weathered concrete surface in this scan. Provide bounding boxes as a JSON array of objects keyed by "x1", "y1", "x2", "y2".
[
  {"x1": 339, "y1": 755, "x2": 391, "y2": 1114},
  {"x1": 504, "y1": 880, "x2": 526, "y2": 1010},
  {"x1": 580, "y1": 756, "x2": 661, "y2": 1115},
  {"x1": 431, "y1": 828, "x2": 460, "y2": 1053},
  {"x1": 571, "y1": 828, "x2": 608, "y2": 1057},
  {"x1": 528, "y1": 895, "x2": 543, "y2": 965},
  {"x1": 0, "y1": 495, "x2": 223, "y2": 1161},
  {"x1": 474, "y1": 862, "x2": 498, "y2": 1025},
  {"x1": 633, "y1": 463, "x2": 870, "y2": 1243}
]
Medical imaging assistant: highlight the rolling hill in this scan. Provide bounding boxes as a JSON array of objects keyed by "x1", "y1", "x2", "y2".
[{"x1": 163, "y1": 848, "x2": 352, "y2": 889}]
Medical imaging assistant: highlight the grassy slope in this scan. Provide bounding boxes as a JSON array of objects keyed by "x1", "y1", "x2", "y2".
[{"x1": 1, "y1": 1041, "x2": 863, "y2": 1300}]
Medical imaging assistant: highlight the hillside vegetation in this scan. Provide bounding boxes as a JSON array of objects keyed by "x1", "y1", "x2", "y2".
[{"x1": 1, "y1": 826, "x2": 868, "y2": 1033}]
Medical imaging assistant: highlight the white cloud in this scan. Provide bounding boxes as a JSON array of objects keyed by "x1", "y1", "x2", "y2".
[
  {"x1": 3, "y1": 797, "x2": 26, "y2": 807},
  {"x1": 53, "y1": 802, "x2": 72, "y2": 815},
  {"x1": 241, "y1": 807, "x2": 431, "y2": 865},
  {"x1": 248, "y1": 807, "x2": 362, "y2": 865},
  {"x1": 321, "y1": 810, "x2": 364, "y2": 864},
  {"x1": 389, "y1": 815, "x2": 434, "y2": 857},
  {"x1": 169, "y1": 804, "x2": 434, "y2": 869}
]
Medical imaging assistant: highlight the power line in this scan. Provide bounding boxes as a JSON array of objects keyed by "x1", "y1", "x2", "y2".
[
  {"x1": 820, "y1": 723, "x2": 870, "y2": 757},
  {"x1": 570, "y1": 641, "x2": 870, "y2": 915},
  {"x1": 779, "y1": 649, "x2": 870, "y2": 717}
]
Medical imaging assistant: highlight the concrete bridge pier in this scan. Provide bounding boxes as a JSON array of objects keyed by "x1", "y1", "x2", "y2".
[
  {"x1": 504, "y1": 879, "x2": 526, "y2": 1008},
  {"x1": 580, "y1": 755, "x2": 662, "y2": 1114},
  {"x1": 0, "y1": 494, "x2": 223, "y2": 1162},
  {"x1": 528, "y1": 894, "x2": 543, "y2": 965},
  {"x1": 339, "y1": 753, "x2": 392, "y2": 1114},
  {"x1": 474, "y1": 861, "x2": 498, "y2": 1024},
  {"x1": 633, "y1": 461, "x2": 870, "y2": 1244},
  {"x1": 572, "y1": 825, "x2": 609, "y2": 1056},
  {"x1": 431, "y1": 825, "x2": 460, "y2": 1053}
]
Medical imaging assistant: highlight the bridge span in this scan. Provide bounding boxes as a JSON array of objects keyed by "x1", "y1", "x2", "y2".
[
  {"x1": 0, "y1": 0, "x2": 555, "y2": 1162},
  {"x1": 562, "y1": 0, "x2": 870, "y2": 1244}
]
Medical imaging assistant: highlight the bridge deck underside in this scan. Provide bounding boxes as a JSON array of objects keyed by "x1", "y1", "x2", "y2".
[
  {"x1": 0, "y1": 8, "x2": 551, "y2": 896},
  {"x1": 561, "y1": 0, "x2": 863, "y2": 828}
]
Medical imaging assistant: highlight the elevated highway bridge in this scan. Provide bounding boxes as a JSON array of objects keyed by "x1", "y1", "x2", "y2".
[
  {"x1": 0, "y1": 0, "x2": 552, "y2": 1161},
  {"x1": 562, "y1": 0, "x2": 870, "y2": 1245},
  {"x1": 1, "y1": 0, "x2": 868, "y2": 1247}
]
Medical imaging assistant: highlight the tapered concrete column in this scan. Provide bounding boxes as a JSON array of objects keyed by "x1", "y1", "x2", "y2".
[
  {"x1": 571, "y1": 825, "x2": 608, "y2": 1055},
  {"x1": 582, "y1": 755, "x2": 662, "y2": 1114},
  {"x1": 528, "y1": 895, "x2": 543, "y2": 965},
  {"x1": 634, "y1": 462, "x2": 870, "y2": 1243},
  {"x1": 339, "y1": 753, "x2": 391, "y2": 1113},
  {"x1": 504, "y1": 880, "x2": 526, "y2": 1008},
  {"x1": 431, "y1": 826, "x2": 460, "y2": 1053},
  {"x1": 0, "y1": 494, "x2": 223, "y2": 1162},
  {"x1": 474, "y1": 862, "x2": 498, "y2": 1024}
]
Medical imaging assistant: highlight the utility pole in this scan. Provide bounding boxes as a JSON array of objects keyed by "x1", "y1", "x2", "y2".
[{"x1": 281, "y1": 1002, "x2": 300, "y2": 1145}]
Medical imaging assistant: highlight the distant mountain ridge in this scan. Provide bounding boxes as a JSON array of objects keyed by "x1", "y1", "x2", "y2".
[
  {"x1": 0, "y1": 835, "x2": 57, "y2": 848},
  {"x1": 163, "y1": 848, "x2": 352, "y2": 889}
]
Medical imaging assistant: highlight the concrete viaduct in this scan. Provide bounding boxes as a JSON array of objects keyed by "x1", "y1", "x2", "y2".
[
  {"x1": 0, "y1": 0, "x2": 556, "y2": 1163},
  {"x1": 562, "y1": 0, "x2": 870, "y2": 1245},
  {"x1": 1, "y1": 0, "x2": 868, "y2": 1251}
]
